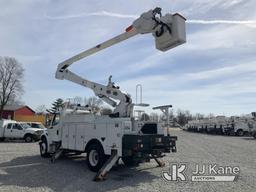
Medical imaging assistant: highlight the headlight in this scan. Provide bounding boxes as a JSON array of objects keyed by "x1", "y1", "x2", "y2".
[
  {"x1": 35, "y1": 130, "x2": 43, "y2": 135},
  {"x1": 155, "y1": 137, "x2": 162, "y2": 143}
]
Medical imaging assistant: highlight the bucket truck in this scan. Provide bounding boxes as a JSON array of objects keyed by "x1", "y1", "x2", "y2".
[{"x1": 39, "y1": 7, "x2": 186, "y2": 181}]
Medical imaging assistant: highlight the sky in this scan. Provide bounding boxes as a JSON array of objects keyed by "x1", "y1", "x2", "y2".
[{"x1": 0, "y1": 0, "x2": 256, "y2": 116}]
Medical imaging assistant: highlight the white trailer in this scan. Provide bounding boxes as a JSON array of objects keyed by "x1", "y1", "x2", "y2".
[
  {"x1": 205, "y1": 116, "x2": 229, "y2": 134},
  {"x1": 213, "y1": 116, "x2": 229, "y2": 134},
  {"x1": 186, "y1": 120, "x2": 199, "y2": 132},
  {"x1": 39, "y1": 7, "x2": 186, "y2": 181},
  {"x1": 197, "y1": 119, "x2": 208, "y2": 133}
]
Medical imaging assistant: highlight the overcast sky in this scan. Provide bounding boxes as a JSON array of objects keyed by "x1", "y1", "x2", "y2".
[{"x1": 0, "y1": 0, "x2": 256, "y2": 116}]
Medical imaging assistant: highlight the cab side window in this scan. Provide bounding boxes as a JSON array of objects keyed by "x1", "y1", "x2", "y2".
[
  {"x1": 7, "y1": 123, "x2": 12, "y2": 129},
  {"x1": 52, "y1": 114, "x2": 60, "y2": 126},
  {"x1": 31, "y1": 123, "x2": 40, "y2": 128},
  {"x1": 13, "y1": 124, "x2": 23, "y2": 130}
]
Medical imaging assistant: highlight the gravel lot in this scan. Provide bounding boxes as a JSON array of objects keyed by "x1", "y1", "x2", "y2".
[{"x1": 0, "y1": 129, "x2": 255, "y2": 192}]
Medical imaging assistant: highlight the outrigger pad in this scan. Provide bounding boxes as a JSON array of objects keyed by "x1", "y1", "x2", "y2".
[
  {"x1": 154, "y1": 157, "x2": 166, "y2": 167},
  {"x1": 94, "y1": 149, "x2": 119, "y2": 182}
]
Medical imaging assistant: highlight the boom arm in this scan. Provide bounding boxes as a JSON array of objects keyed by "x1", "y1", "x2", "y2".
[{"x1": 55, "y1": 8, "x2": 186, "y2": 117}]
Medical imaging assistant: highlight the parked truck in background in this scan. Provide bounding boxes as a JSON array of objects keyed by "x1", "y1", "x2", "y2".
[
  {"x1": 228, "y1": 116, "x2": 250, "y2": 136},
  {"x1": 0, "y1": 119, "x2": 44, "y2": 142}
]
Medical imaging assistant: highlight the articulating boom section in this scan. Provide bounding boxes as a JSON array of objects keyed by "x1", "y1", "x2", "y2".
[
  {"x1": 55, "y1": 7, "x2": 186, "y2": 118},
  {"x1": 58, "y1": 69, "x2": 132, "y2": 117}
]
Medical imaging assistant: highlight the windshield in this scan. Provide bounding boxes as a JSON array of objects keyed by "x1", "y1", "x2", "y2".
[
  {"x1": 20, "y1": 123, "x2": 31, "y2": 129},
  {"x1": 51, "y1": 114, "x2": 60, "y2": 127},
  {"x1": 31, "y1": 123, "x2": 45, "y2": 129},
  {"x1": 46, "y1": 113, "x2": 60, "y2": 128}
]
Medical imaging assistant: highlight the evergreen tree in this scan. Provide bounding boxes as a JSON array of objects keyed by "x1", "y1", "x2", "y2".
[{"x1": 48, "y1": 98, "x2": 64, "y2": 113}]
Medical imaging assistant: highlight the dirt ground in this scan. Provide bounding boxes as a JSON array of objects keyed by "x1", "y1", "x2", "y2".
[{"x1": 0, "y1": 129, "x2": 255, "y2": 192}]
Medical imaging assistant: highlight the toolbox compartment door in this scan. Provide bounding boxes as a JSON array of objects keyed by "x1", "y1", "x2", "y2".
[
  {"x1": 61, "y1": 125, "x2": 69, "y2": 149},
  {"x1": 68, "y1": 125, "x2": 76, "y2": 150},
  {"x1": 76, "y1": 125, "x2": 85, "y2": 151}
]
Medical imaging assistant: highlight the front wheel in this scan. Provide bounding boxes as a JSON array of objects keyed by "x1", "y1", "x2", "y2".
[
  {"x1": 24, "y1": 134, "x2": 33, "y2": 143},
  {"x1": 236, "y1": 129, "x2": 244, "y2": 136},
  {"x1": 86, "y1": 144, "x2": 106, "y2": 172},
  {"x1": 40, "y1": 138, "x2": 50, "y2": 158}
]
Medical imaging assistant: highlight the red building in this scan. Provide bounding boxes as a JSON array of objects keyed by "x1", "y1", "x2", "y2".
[{"x1": 2, "y1": 105, "x2": 35, "y2": 119}]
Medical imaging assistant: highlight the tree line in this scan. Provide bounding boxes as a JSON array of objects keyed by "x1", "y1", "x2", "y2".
[
  {"x1": 149, "y1": 109, "x2": 213, "y2": 126},
  {"x1": 36, "y1": 96, "x2": 111, "y2": 115}
]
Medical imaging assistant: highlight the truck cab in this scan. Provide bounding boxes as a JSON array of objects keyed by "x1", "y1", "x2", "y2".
[{"x1": 229, "y1": 117, "x2": 250, "y2": 136}]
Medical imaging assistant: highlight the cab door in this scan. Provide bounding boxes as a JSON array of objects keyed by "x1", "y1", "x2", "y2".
[
  {"x1": 4, "y1": 123, "x2": 14, "y2": 137},
  {"x1": 12, "y1": 123, "x2": 24, "y2": 138}
]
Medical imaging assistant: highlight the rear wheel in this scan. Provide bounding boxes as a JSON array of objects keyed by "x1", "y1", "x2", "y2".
[
  {"x1": 86, "y1": 144, "x2": 106, "y2": 172},
  {"x1": 0, "y1": 138, "x2": 5, "y2": 142}
]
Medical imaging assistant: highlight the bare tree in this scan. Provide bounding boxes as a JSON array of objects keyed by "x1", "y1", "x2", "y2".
[
  {"x1": 0, "y1": 57, "x2": 24, "y2": 119},
  {"x1": 176, "y1": 109, "x2": 192, "y2": 126},
  {"x1": 73, "y1": 96, "x2": 83, "y2": 105},
  {"x1": 86, "y1": 96, "x2": 103, "y2": 113},
  {"x1": 207, "y1": 113, "x2": 215, "y2": 119},
  {"x1": 195, "y1": 113, "x2": 204, "y2": 120},
  {"x1": 150, "y1": 112, "x2": 159, "y2": 122},
  {"x1": 36, "y1": 105, "x2": 47, "y2": 115}
]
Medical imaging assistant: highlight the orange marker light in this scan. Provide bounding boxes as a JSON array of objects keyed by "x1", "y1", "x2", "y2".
[{"x1": 125, "y1": 25, "x2": 133, "y2": 32}]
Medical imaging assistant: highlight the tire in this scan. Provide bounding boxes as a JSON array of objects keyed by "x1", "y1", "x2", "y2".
[
  {"x1": 122, "y1": 156, "x2": 139, "y2": 167},
  {"x1": 0, "y1": 138, "x2": 5, "y2": 142},
  {"x1": 40, "y1": 138, "x2": 50, "y2": 158},
  {"x1": 86, "y1": 144, "x2": 106, "y2": 172},
  {"x1": 24, "y1": 134, "x2": 33, "y2": 143},
  {"x1": 236, "y1": 129, "x2": 244, "y2": 136},
  {"x1": 253, "y1": 133, "x2": 256, "y2": 139}
]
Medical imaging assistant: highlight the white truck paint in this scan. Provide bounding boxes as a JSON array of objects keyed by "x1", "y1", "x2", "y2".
[
  {"x1": 39, "y1": 7, "x2": 185, "y2": 180},
  {"x1": 0, "y1": 120, "x2": 43, "y2": 142}
]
